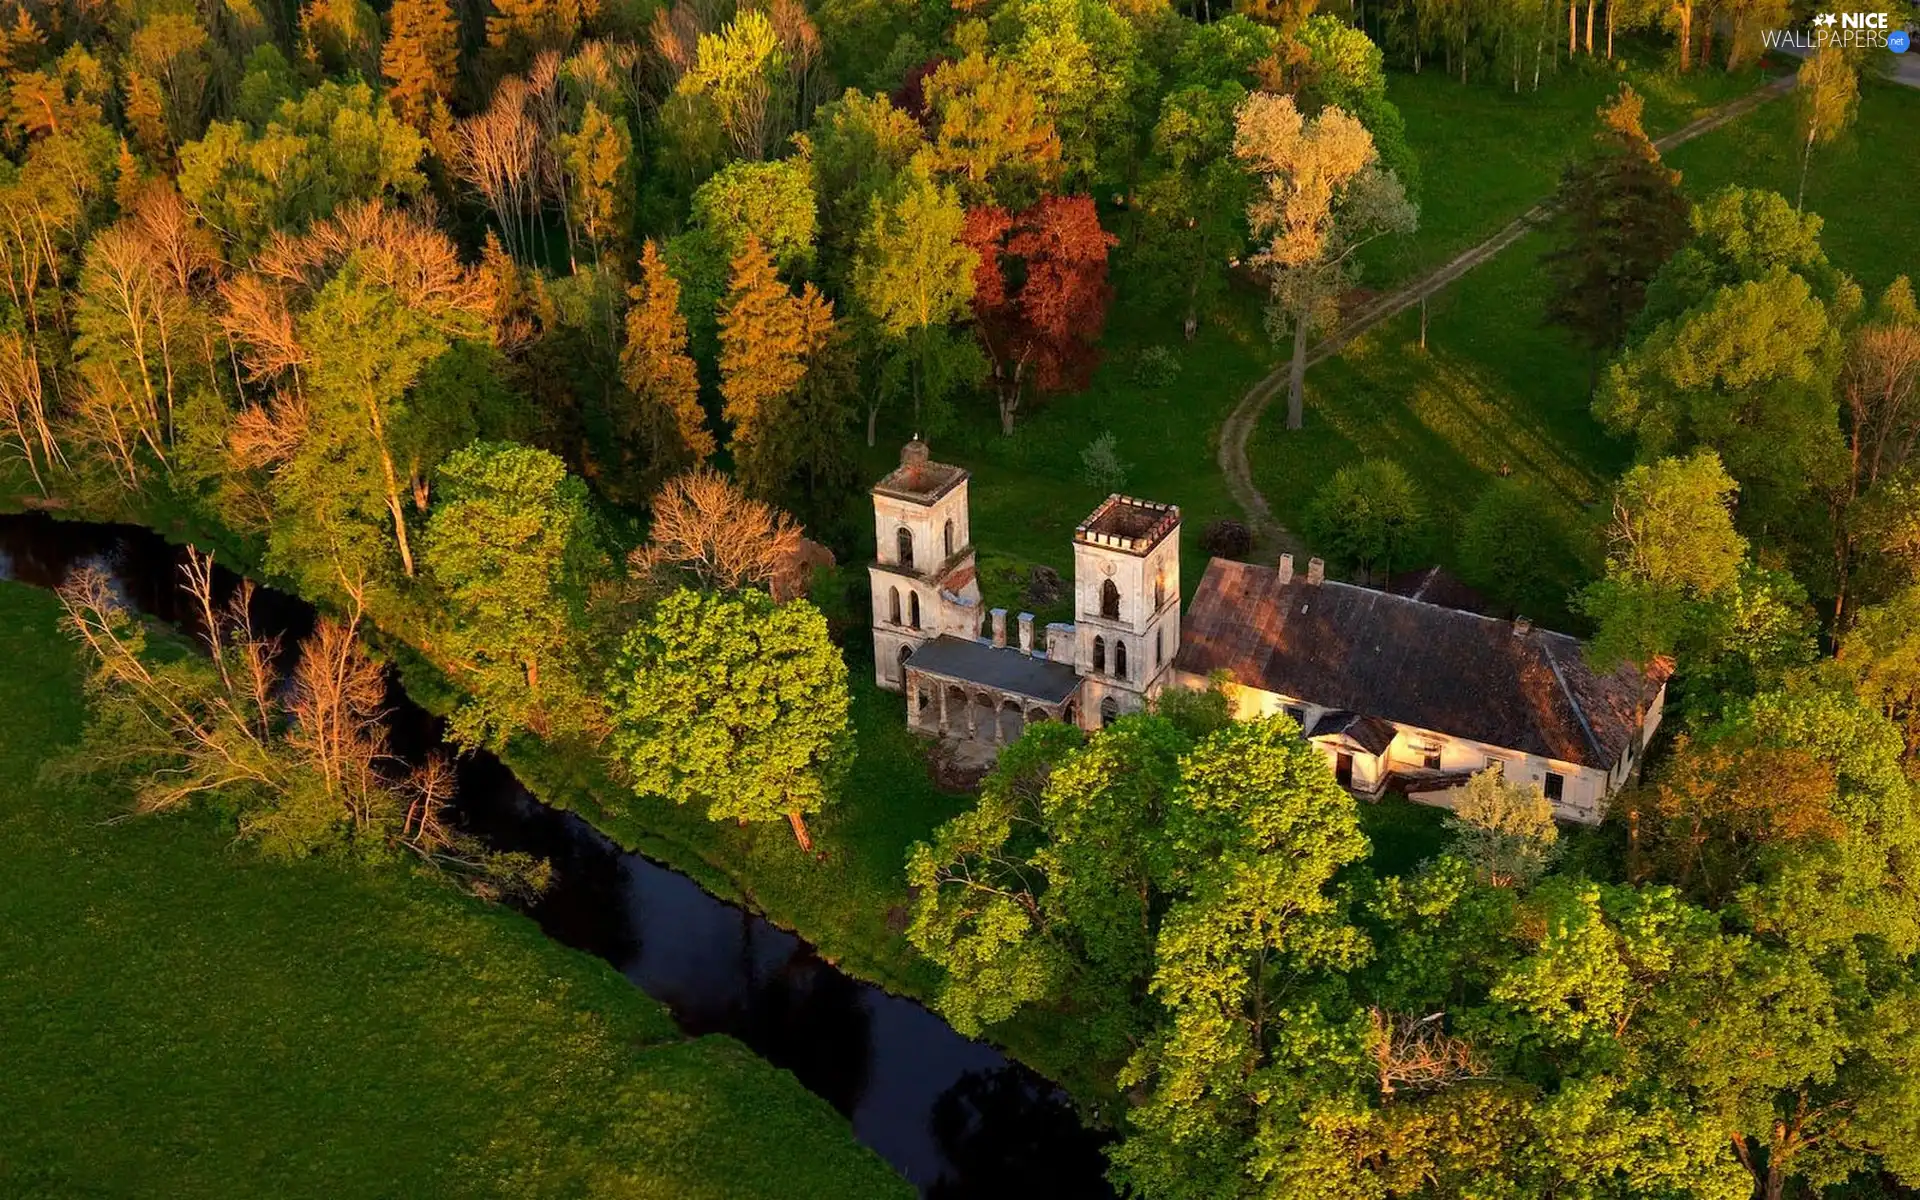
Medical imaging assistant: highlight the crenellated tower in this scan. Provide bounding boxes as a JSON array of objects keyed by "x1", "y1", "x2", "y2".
[{"x1": 1070, "y1": 495, "x2": 1182, "y2": 725}]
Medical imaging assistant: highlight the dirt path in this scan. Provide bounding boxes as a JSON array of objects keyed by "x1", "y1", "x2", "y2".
[{"x1": 1216, "y1": 72, "x2": 1797, "y2": 551}]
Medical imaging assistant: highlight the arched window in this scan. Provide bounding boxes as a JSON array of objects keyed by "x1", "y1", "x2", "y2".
[
  {"x1": 944, "y1": 518, "x2": 955, "y2": 559},
  {"x1": 1154, "y1": 572, "x2": 1165, "y2": 611},
  {"x1": 899, "y1": 643, "x2": 914, "y2": 684},
  {"x1": 908, "y1": 591, "x2": 921, "y2": 629},
  {"x1": 1115, "y1": 641, "x2": 1128, "y2": 680},
  {"x1": 897, "y1": 527, "x2": 915, "y2": 569},
  {"x1": 1092, "y1": 635, "x2": 1106, "y2": 674},
  {"x1": 1100, "y1": 579, "x2": 1120, "y2": 621},
  {"x1": 1100, "y1": 697, "x2": 1120, "y2": 726},
  {"x1": 889, "y1": 586, "x2": 901, "y2": 625}
]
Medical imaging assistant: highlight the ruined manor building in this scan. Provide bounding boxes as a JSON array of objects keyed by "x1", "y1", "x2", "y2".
[{"x1": 868, "y1": 441, "x2": 1666, "y2": 824}]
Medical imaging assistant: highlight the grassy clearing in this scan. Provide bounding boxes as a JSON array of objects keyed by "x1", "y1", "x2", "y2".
[
  {"x1": 0, "y1": 581, "x2": 909, "y2": 1200},
  {"x1": 1251, "y1": 70, "x2": 1916, "y2": 618},
  {"x1": 1664, "y1": 77, "x2": 1920, "y2": 294},
  {"x1": 854, "y1": 291, "x2": 1280, "y2": 612},
  {"x1": 1251, "y1": 232, "x2": 1627, "y2": 621},
  {"x1": 1370, "y1": 53, "x2": 1768, "y2": 283}
]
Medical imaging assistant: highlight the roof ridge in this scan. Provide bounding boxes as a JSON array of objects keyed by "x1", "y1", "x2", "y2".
[
  {"x1": 1314, "y1": 575, "x2": 1582, "y2": 641},
  {"x1": 1539, "y1": 636, "x2": 1608, "y2": 767}
]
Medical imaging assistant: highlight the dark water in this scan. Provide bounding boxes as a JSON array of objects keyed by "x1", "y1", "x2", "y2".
[{"x1": 0, "y1": 512, "x2": 1117, "y2": 1199}]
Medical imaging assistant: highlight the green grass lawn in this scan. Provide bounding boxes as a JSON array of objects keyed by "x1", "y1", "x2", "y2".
[
  {"x1": 856, "y1": 290, "x2": 1280, "y2": 617},
  {"x1": 1369, "y1": 51, "x2": 1769, "y2": 284},
  {"x1": 1665, "y1": 77, "x2": 1920, "y2": 294},
  {"x1": 1252, "y1": 231, "x2": 1628, "y2": 622},
  {"x1": 0, "y1": 582, "x2": 909, "y2": 1200},
  {"x1": 1248, "y1": 69, "x2": 1918, "y2": 620}
]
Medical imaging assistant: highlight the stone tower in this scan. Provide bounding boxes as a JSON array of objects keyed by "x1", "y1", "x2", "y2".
[
  {"x1": 1070, "y1": 495, "x2": 1182, "y2": 725},
  {"x1": 868, "y1": 439, "x2": 983, "y2": 689}
]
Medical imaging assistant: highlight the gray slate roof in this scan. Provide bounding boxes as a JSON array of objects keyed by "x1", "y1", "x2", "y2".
[
  {"x1": 1307, "y1": 710, "x2": 1399, "y2": 756},
  {"x1": 906, "y1": 635, "x2": 1084, "y2": 704},
  {"x1": 1176, "y1": 560, "x2": 1666, "y2": 769}
]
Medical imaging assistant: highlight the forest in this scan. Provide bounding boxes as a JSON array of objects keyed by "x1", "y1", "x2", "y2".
[{"x1": 2, "y1": 0, "x2": 1919, "y2": 1193}]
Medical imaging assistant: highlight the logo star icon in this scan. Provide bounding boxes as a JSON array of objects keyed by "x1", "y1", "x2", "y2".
[{"x1": 1813, "y1": 12, "x2": 1837, "y2": 25}]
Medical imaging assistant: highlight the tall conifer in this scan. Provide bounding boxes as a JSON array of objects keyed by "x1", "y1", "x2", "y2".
[{"x1": 1542, "y1": 85, "x2": 1689, "y2": 371}]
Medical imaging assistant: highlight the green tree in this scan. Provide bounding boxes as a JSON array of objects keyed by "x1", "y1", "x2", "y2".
[
  {"x1": 424, "y1": 442, "x2": 604, "y2": 747},
  {"x1": 178, "y1": 81, "x2": 427, "y2": 254},
  {"x1": 990, "y1": 0, "x2": 1144, "y2": 188},
  {"x1": 1445, "y1": 766, "x2": 1559, "y2": 888},
  {"x1": 1597, "y1": 268, "x2": 1846, "y2": 516},
  {"x1": 805, "y1": 88, "x2": 924, "y2": 273},
  {"x1": 1578, "y1": 451, "x2": 1746, "y2": 671},
  {"x1": 1542, "y1": 85, "x2": 1689, "y2": 367},
  {"x1": 677, "y1": 10, "x2": 788, "y2": 162},
  {"x1": 1456, "y1": 480, "x2": 1572, "y2": 619},
  {"x1": 554, "y1": 101, "x2": 633, "y2": 265},
  {"x1": 1303, "y1": 459, "x2": 1426, "y2": 583},
  {"x1": 1794, "y1": 46, "x2": 1858, "y2": 211},
  {"x1": 1128, "y1": 81, "x2": 1248, "y2": 339},
  {"x1": 607, "y1": 587, "x2": 851, "y2": 851},
  {"x1": 851, "y1": 163, "x2": 980, "y2": 442},
  {"x1": 1111, "y1": 718, "x2": 1369, "y2": 1200}
]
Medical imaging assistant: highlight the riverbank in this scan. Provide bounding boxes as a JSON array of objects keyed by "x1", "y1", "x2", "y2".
[
  {"x1": 0, "y1": 580, "x2": 911, "y2": 1198},
  {"x1": 1, "y1": 482, "x2": 1116, "y2": 1105}
]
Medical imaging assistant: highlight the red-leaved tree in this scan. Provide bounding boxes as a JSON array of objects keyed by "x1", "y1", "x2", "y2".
[{"x1": 964, "y1": 195, "x2": 1115, "y2": 435}]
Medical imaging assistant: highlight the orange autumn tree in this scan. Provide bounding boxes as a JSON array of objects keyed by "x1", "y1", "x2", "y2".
[
  {"x1": 716, "y1": 233, "x2": 835, "y2": 497},
  {"x1": 381, "y1": 0, "x2": 460, "y2": 130},
  {"x1": 618, "y1": 238, "x2": 712, "y2": 500}
]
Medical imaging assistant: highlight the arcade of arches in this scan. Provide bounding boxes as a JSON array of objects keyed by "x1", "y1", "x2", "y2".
[{"x1": 902, "y1": 666, "x2": 1075, "y2": 746}]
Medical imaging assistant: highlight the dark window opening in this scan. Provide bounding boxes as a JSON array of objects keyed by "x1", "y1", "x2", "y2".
[
  {"x1": 944, "y1": 518, "x2": 955, "y2": 559},
  {"x1": 897, "y1": 527, "x2": 914, "y2": 569},
  {"x1": 1155, "y1": 629, "x2": 1163, "y2": 666},
  {"x1": 888, "y1": 587, "x2": 901, "y2": 625},
  {"x1": 1100, "y1": 580, "x2": 1120, "y2": 621},
  {"x1": 1092, "y1": 635, "x2": 1106, "y2": 674},
  {"x1": 1544, "y1": 772, "x2": 1565, "y2": 803},
  {"x1": 1336, "y1": 752, "x2": 1354, "y2": 788},
  {"x1": 1284, "y1": 705, "x2": 1306, "y2": 727},
  {"x1": 1100, "y1": 697, "x2": 1120, "y2": 726},
  {"x1": 908, "y1": 591, "x2": 921, "y2": 629},
  {"x1": 1114, "y1": 641, "x2": 1128, "y2": 680},
  {"x1": 1423, "y1": 749, "x2": 1442, "y2": 770}
]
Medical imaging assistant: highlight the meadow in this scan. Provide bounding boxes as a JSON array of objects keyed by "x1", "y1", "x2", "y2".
[{"x1": 0, "y1": 582, "x2": 908, "y2": 1200}]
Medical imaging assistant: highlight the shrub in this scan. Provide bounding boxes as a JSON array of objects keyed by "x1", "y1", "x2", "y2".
[
  {"x1": 1080, "y1": 431, "x2": 1130, "y2": 493},
  {"x1": 1201, "y1": 519, "x2": 1254, "y2": 560},
  {"x1": 1132, "y1": 345, "x2": 1182, "y2": 387}
]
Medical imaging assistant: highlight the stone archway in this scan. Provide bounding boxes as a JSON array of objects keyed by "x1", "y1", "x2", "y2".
[
  {"x1": 974, "y1": 691, "x2": 998, "y2": 741},
  {"x1": 1027, "y1": 706, "x2": 1049, "y2": 725},
  {"x1": 998, "y1": 699, "x2": 1024, "y2": 745},
  {"x1": 945, "y1": 684, "x2": 968, "y2": 735},
  {"x1": 1100, "y1": 696, "x2": 1120, "y2": 726}
]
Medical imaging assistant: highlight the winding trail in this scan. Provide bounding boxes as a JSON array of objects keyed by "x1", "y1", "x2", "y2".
[{"x1": 1216, "y1": 72, "x2": 1797, "y2": 552}]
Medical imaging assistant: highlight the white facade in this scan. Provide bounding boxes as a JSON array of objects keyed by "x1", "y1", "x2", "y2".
[
  {"x1": 868, "y1": 442, "x2": 982, "y2": 689},
  {"x1": 1068, "y1": 497, "x2": 1182, "y2": 726},
  {"x1": 1176, "y1": 670, "x2": 1664, "y2": 825},
  {"x1": 869, "y1": 443, "x2": 1181, "y2": 734}
]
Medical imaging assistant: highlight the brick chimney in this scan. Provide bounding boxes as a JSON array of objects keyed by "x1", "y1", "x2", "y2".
[
  {"x1": 1277, "y1": 553, "x2": 1294, "y2": 584},
  {"x1": 1513, "y1": 616, "x2": 1532, "y2": 637},
  {"x1": 1306, "y1": 557, "x2": 1325, "y2": 585},
  {"x1": 990, "y1": 607, "x2": 1008, "y2": 648},
  {"x1": 901, "y1": 436, "x2": 929, "y2": 467},
  {"x1": 1017, "y1": 612, "x2": 1035, "y2": 655}
]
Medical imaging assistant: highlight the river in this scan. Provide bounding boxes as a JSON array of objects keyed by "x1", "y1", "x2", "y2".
[{"x1": 0, "y1": 511, "x2": 1117, "y2": 1199}]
